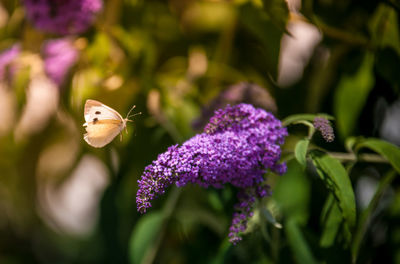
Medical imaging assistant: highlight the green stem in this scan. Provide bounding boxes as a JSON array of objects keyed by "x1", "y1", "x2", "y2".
[
  {"x1": 312, "y1": 16, "x2": 371, "y2": 48},
  {"x1": 328, "y1": 152, "x2": 389, "y2": 164}
]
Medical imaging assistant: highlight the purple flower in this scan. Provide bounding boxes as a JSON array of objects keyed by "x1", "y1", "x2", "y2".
[
  {"x1": 0, "y1": 44, "x2": 20, "y2": 81},
  {"x1": 313, "y1": 117, "x2": 334, "y2": 142},
  {"x1": 136, "y1": 104, "x2": 287, "y2": 244},
  {"x1": 23, "y1": 0, "x2": 102, "y2": 35},
  {"x1": 42, "y1": 38, "x2": 79, "y2": 85}
]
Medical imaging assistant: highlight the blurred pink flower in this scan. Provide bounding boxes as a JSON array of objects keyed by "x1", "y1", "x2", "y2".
[
  {"x1": 0, "y1": 44, "x2": 20, "y2": 81},
  {"x1": 42, "y1": 38, "x2": 79, "y2": 85}
]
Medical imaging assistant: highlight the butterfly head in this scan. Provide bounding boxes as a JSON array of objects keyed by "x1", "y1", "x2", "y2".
[{"x1": 124, "y1": 105, "x2": 142, "y2": 123}]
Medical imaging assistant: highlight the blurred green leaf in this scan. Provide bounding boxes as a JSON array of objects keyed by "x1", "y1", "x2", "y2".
[
  {"x1": 86, "y1": 32, "x2": 112, "y2": 66},
  {"x1": 261, "y1": 0, "x2": 289, "y2": 31},
  {"x1": 311, "y1": 152, "x2": 356, "y2": 229},
  {"x1": 282, "y1": 113, "x2": 334, "y2": 127},
  {"x1": 295, "y1": 138, "x2": 309, "y2": 170},
  {"x1": 240, "y1": 4, "x2": 284, "y2": 80},
  {"x1": 319, "y1": 194, "x2": 342, "y2": 248},
  {"x1": 273, "y1": 159, "x2": 310, "y2": 225},
  {"x1": 285, "y1": 218, "x2": 319, "y2": 264},
  {"x1": 356, "y1": 138, "x2": 400, "y2": 173},
  {"x1": 369, "y1": 4, "x2": 400, "y2": 54},
  {"x1": 334, "y1": 52, "x2": 375, "y2": 138},
  {"x1": 129, "y1": 211, "x2": 164, "y2": 264}
]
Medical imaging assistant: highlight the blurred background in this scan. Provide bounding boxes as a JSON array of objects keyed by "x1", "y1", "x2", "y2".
[{"x1": 0, "y1": 0, "x2": 399, "y2": 263}]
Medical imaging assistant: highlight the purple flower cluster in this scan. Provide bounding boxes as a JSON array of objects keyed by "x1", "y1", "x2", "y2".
[
  {"x1": 136, "y1": 104, "x2": 287, "y2": 244},
  {"x1": 23, "y1": 0, "x2": 102, "y2": 35},
  {"x1": 313, "y1": 117, "x2": 334, "y2": 142},
  {"x1": 42, "y1": 38, "x2": 79, "y2": 85},
  {"x1": 0, "y1": 44, "x2": 20, "y2": 81}
]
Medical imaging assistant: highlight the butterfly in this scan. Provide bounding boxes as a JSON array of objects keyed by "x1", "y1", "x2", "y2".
[{"x1": 83, "y1": 99, "x2": 140, "y2": 148}]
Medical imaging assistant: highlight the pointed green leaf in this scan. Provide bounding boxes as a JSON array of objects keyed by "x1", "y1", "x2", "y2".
[
  {"x1": 356, "y1": 138, "x2": 400, "y2": 173},
  {"x1": 311, "y1": 152, "x2": 356, "y2": 229},
  {"x1": 295, "y1": 139, "x2": 310, "y2": 170}
]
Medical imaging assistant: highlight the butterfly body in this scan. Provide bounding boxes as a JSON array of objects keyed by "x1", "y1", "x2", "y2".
[{"x1": 83, "y1": 99, "x2": 137, "y2": 148}]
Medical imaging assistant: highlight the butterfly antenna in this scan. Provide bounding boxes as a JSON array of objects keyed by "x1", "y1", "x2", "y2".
[
  {"x1": 125, "y1": 105, "x2": 136, "y2": 120},
  {"x1": 126, "y1": 112, "x2": 142, "y2": 122}
]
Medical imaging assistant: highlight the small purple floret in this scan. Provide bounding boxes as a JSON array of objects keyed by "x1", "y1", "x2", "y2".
[
  {"x1": 313, "y1": 117, "x2": 335, "y2": 142},
  {"x1": 136, "y1": 104, "x2": 287, "y2": 243}
]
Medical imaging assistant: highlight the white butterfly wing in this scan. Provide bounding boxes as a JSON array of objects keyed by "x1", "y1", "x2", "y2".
[
  {"x1": 84, "y1": 99, "x2": 124, "y2": 125},
  {"x1": 84, "y1": 119, "x2": 124, "y2": 148},
  {"x1": 83, "y1": 100, "x2": 126, "y2": 148}
]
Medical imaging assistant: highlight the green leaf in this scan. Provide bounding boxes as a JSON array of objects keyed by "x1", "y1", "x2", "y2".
[
  {"x1": 261, "y1": 0, "x2": 289, "y2": 31},
  {"x1": 129, "y1": 212, "x2": 164, "y2": 264},
  {"x1": 356, "y1": 138, "x2": 400, "y2": 174},
  {"x1": 273, "y1": 159, "x2": 310, "y2": 225},
  {"x1": 369, "y1": 3, "x2": 400, "y2": 54},
  {"x1": 334, "y1": 53, "x2": 375, "y2": 138},
  {"x1": 240, "y1": 4, "x2": 285, "y2": 80},
  {"x1": 311, "y1": 152, "x2": 356, "y2": 229},
  {"x1": 285, "y1": 218, "x2": 319, "y2": 264},
  {"x1": 282, "y1": 113, "x2": 334, "y2": 127},
  {"x1": 295, "y1": 139, "x2": 309, "y2": 170},
  {"x1": 86, "y1": 32, "x2": 112, "y2": 66},
  {"x1": 319, "y1": 195, "x2": 342, "y2": 247}
]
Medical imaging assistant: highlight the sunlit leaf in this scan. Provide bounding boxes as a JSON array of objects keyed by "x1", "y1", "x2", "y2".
[
  {"x1": 86, "y1": 32, "x2": 112, "y2": 66},
  {"x1": 334, "y1": 52, "x2": 375, "y2": 138},
  {"x1": 295, "y1": 138, "x2": 309, "y2": 170}
]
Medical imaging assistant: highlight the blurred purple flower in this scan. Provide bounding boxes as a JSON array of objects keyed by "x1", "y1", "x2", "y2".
[
  {"x1": 136, "y1": 104, "x2": 287, "y2": 244},
  {"x1": 192, "y1": 82, "x2": 277, "y2": 131},
  {"x1": 23, "y1": 0, "x2": 102, "y2": 35},
  {"x1": 313, "y1": 117, "x2": 334, "y2": 142},
  {"x1": 0, "y1": 44, "x2": 20, "y2": 81},
  {"x1": 42, "y1": 38, "x2": 79, "y2": 85}
]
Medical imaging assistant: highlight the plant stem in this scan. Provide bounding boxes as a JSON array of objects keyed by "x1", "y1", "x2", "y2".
[{"x1": 328, "y1": 152, "x2": 389, "y2": 163}]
